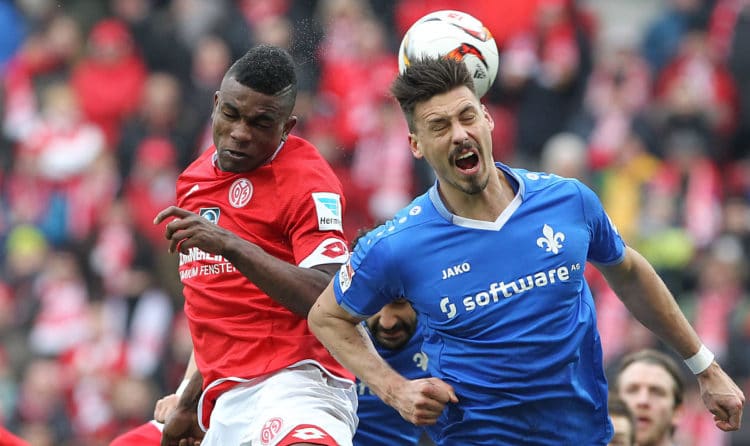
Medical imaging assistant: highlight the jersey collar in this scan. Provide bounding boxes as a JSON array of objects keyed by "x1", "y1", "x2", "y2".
[{"x1": 428, "y1": 162, "x2": 525, "y2": 231}]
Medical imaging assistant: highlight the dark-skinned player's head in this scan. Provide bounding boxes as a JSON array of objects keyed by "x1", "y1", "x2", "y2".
[{"x1": 212, "y1": 44, "x2": 298, "y2": 173}]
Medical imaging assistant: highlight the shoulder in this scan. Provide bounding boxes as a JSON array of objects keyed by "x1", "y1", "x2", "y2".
[
  {"x1": 271, "y1": 135, "x2": 342, "y2": 189},
  {"x1": 358, "y1": 194, "x2": 437, "y2": 247},
  {"x1": 176, "y1": 147, "x2": 215, "y2": 191},
  {"x1": 276, "y1": 136, "x2": 336, "y2": 173},
  {"x1": 505, "y1": 164, "x2": 586, "y2": 196}
]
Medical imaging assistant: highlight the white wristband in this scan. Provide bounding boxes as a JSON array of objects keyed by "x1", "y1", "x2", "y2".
[
  {"x1": 684, "y1": 345, "x2": 715, "y2": 374},
  {"x1": 175, "y1": 378, "x2": 190, "y2": 397}
]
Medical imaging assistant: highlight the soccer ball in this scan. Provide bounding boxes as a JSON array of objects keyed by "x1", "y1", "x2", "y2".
[{"x1": 398, "y1": 10, "x2": 499, "y2": 98}]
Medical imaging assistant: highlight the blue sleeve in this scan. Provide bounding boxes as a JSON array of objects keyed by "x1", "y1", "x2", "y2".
[
  {"x1": 333, "y1": 226, "x2": 404, "y2": 318},
  {"x1": 575, "y1": 181, "x2": 626, "y2": 265}
]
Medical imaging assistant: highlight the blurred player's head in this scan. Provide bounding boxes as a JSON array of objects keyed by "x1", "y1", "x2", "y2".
[
  {"x1": 366, "y1": 298, "x2": 417, "y2": 350},
  {"x1": 608, "y1": 396, "x2": 636, "y2": 446},
  {"x1": 612, "y1": 349, "x2": 685, "y2": 446},
  {"x1": 212, "y1": 44, "x2": 298, "y2": 173},
  {"x1": 390, "y1": 57, "x2": 496, "y2": 197},
  {"x1": 351, "y1": 226, "x2": 418, "y2": 351}
]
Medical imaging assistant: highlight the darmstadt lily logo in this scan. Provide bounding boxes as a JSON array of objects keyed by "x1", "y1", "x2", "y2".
[{"x1": 536, "y1": 224, "x2": 565, "y2": 254}]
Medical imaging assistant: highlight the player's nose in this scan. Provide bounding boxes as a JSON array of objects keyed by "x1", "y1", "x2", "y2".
[
  {"x1": 450, "y1": 121, "x2": 470, "y2": 144},
  {"x1": 378, "y1": 311, "x2": 399, "y2": 330},
  {"x1": 230, "y1": 121, "x2": 252, "y2": 142}
]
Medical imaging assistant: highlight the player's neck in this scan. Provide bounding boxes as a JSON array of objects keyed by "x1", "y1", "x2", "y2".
[{"x1": 439, "y1": 168, "x2": 513, "y2": 221}]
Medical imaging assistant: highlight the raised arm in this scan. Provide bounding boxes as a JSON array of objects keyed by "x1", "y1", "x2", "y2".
[
  {"x1": 598, "y1": 246, "x2": 745, "y2": 431},
  {"x1": 154, "y1": 206, "x2": 338, "y2": 316},
  {"x1": 308, "y1": 281, "x2": 457, "y2": 425}
]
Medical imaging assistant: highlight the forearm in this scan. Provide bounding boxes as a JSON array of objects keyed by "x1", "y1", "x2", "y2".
[
  {"x1": 308, "y1": 289, "x2": 407, "y2": 406},
  {"x1": 177, "y1": 370, "x2": 203, "y2": 411},
  {"x1": 603, "y1": 247, "x2": 703, "y2": 359},
  {"x1": 221, "y1": 236, "x2": 336, "y2": 317}
]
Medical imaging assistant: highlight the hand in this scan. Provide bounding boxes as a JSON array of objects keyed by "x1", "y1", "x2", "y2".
[
  {"x1": 697, "y1": 362, "x2": 745, "y2": 431},
  {"x1": 392, "y1": 377, "x2": 458, "y2": 426},
  {"x1": 160, "y1": 405, "x2": 204, "y2": 446},
  {"x1": 154, "y1": 206, "x2": 237, "y2": 255},
  {"x1": 154, "y1": 393, "x2": 179, "y2": 423}
]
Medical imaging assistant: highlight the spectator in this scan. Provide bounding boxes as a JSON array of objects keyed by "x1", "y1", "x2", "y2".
[
  {"x1": 70, "y1": 18, "x2": 147, "y2": 147},
  {"x1": 607, "y1": 397, "x2": 636, "y2": 446},
  {"x1": 611, "y1": 349, "x2": 687, "y2": 446}
]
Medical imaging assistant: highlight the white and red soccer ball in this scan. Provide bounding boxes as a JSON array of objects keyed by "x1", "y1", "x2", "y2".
[{"x1": 398, "y1": 10, "x2": 500, "y2": 98}]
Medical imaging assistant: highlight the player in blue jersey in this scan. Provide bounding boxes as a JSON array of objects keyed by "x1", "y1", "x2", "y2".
[
  {"x1": 355, "y1": 298, "x2": 429, "y2": 445},
  {"x1": 307, "y1": 57, "x2": 745, "y2": 445}
]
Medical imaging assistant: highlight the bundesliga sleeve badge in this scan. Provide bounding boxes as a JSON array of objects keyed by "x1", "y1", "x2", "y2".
[{"x1": 312, "y1": 192, "x2": 343, "y2": 231}]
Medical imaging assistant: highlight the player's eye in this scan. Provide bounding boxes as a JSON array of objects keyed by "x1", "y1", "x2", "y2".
[
  {"x1": 460, "y1": 113, "x2": 476, "y2": 123},
  {"x1": 428, "y1": 122, "x2": 448, "y2": 133}
]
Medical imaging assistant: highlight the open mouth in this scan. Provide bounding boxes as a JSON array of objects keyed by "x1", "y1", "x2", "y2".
[{"x1": 455, "y1": 151, "x2": 479, "y2": 173}]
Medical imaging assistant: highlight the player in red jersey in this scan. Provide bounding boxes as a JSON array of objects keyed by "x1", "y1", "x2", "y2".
[{"x1": 153, "y1": 44, "x2": 356, "y2": 446}]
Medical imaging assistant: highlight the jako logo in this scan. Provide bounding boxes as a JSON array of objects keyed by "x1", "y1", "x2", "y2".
[{"x1": 441, "y1": 262, "x2": 471, "y2": 279}]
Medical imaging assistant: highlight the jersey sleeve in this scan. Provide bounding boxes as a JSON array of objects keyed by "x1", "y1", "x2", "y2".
[
  {"x1": 575, "y1": 180, "x2": 626, "y2": 265},
  {"x1": 333, "y1": 228, "x2": 403, "y2": 318},
  {"x1": 284, "y1": 170, "x2": 349, "y2": 269}
]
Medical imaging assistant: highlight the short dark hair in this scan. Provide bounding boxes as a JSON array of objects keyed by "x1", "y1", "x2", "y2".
[
  {"x1": 613, "y1": 349, "x2": 685, "y2": 408},
  {"x1": 390, "y1": 57, "x2": 475, "y2": 132},
  {"x1": 608, "y1": 396, "x2": 636, "y2": 445},
  {"x1": 226, "y1": 44, "x2": 297, "y2": 112}
]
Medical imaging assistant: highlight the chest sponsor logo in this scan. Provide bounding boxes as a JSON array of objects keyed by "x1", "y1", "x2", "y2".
[
  {"x1": 312, "y1": 192, "x2": 342, "y2": 231},
  {"x1": 438, "y1": 263, "x2": 580, "y2": 319},
  {"x1": 199, "y1": 207, "x2": 220, "y2": 224},
  {"x1": 228, "y1": 178, "x2": 253, "y2": 208},
  {"x1": 536, "y1": 224, "x2": 565, "y2": 254}
]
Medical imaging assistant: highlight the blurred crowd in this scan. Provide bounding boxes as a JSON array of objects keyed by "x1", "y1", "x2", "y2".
[{"x1": 0, "y1": 0, "x2": 749, "y2": 444}]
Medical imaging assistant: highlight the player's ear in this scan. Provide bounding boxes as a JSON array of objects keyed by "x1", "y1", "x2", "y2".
[
  {"x1": 211, "y1": 91, "x2": 220, "y2": 117},
  {"x1": 482, "y1": 104, "x2": 494, "y2": 131},
  {"x1": 408, "y1": 133, "x2": 423, "y2": 159},
  {"x1": 282, "y1": 115, "x2": 297, "y2": 141}
]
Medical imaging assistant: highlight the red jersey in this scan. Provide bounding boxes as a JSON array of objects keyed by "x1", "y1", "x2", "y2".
[{"x1": 175, "y1": 136, "x2": 353, "y2": 424}]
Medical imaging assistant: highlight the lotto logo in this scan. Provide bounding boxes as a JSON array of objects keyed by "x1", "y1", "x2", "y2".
[
  {"x1": 277, "y1": 424, "x2": 336, "y2": 446},
  {"x1": 293, "y1": 427, "x2": 326, "y2": 440}
]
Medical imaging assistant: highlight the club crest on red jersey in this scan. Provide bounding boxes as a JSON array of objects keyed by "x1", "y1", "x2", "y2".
[{"x1": 229, "y1": 178, "x2": 253, "y2": 208}]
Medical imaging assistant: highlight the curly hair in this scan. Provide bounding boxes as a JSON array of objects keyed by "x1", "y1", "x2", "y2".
[{"x1": 226, "y1": 44, "x2": 297, "y2": 113}]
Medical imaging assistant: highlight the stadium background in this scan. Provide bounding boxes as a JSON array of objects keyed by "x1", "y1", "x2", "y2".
[{"x1": 0, "y1": 0, "x2": 749, "y2": 444}]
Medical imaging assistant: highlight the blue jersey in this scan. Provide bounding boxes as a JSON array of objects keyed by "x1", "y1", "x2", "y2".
[
  {"x1": 354, "y1": 323, "x2": 428, "y2": 445},
  {"x1": 334, "y1": 163, "x2": 625, "y2": 445}
]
